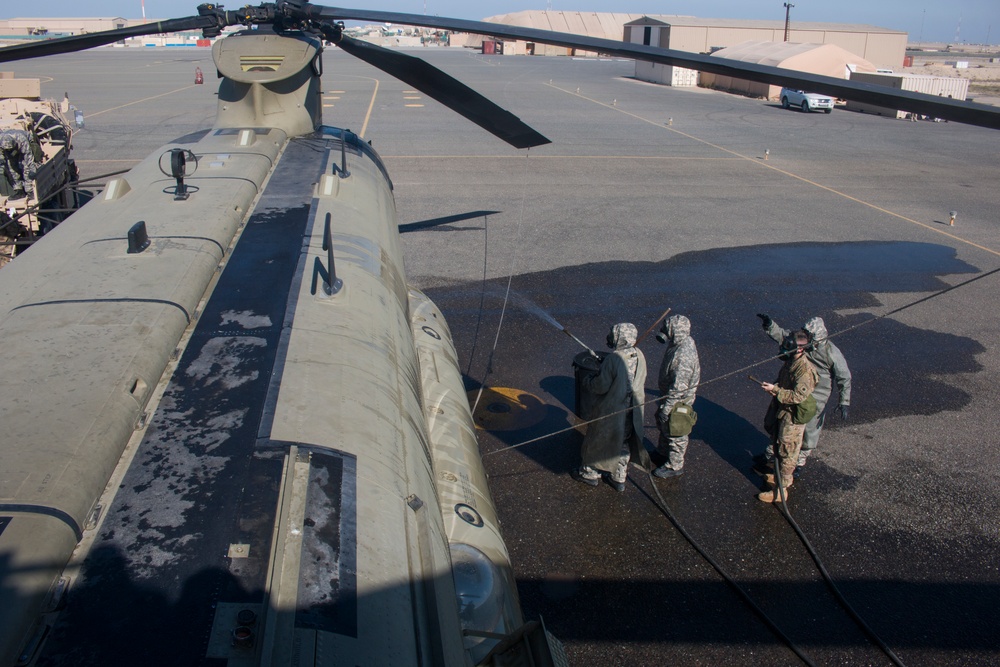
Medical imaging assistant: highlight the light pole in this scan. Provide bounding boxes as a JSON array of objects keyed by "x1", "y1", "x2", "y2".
[{"x1": 783, "y1": 2, "x2": 794, "y2": 41}]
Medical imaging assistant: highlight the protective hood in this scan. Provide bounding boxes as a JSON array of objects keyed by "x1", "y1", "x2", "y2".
[
  {"x1": 803, "y1": 317, "x2": 828, "y2": 343},
  {"x1": 661, "y1": 314, "x2": 690, "y2": 345},
  {"x1": 608, "y1": 322, "x2": 638, "y2": 350}
]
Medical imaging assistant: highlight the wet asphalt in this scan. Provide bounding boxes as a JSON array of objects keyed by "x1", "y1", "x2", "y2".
[{"x1": 14, "y1": 47, "x2": 1000, "y2": 666}]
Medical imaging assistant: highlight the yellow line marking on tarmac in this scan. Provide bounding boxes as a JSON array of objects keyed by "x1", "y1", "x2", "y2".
[
  {"x1": 87, "y1": 84, "x2": 198, "y2": 118},
  {"x1": 324, "y1": 104, "x2": 336, "y2": 108},
  {"x1": 324, "y1": 96, "x2": 341, "y2": 100},
  {"x1": 403, "y1": 90, "x2": 419, "y2": 94},
  {"x1": 547, "y1": 83, "x2": 1000, "y2": 259},
  {"x1": 360, "y1": 78, "x2": 379, "y2": 138},
  {"x1": 323, "y1": 75, "x2": 380, "y2": 138},
  {"x1": 405, "y1": 104, "x2": 425, "y2": 108},
  {"x1": 404, "y1": 95, "x2": 421, "y2": 99},
  {"x1": 326, "y1": 90, "x2": 346, "y2": 93}
]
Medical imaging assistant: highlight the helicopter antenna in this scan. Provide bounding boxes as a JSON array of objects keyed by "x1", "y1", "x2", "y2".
[
  {"x1": 158, "y1": 148, "x2": 198, "y2": 200},
  {"x1": 339, "y1": 133, "x2": 350, "y2": 178},
  {"x1": 322, "y1": 212, "x2": 344, "y2": 296}
]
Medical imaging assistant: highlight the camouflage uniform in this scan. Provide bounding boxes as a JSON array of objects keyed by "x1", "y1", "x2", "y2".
[
  {"x1": 577, "y1": 323, "x2": 649, "y2": 486},
  {"x1": 1, "y1": 130, "x2": 38, "y2": 197},
  {"x1": 654, "y1": 315, "x2": 700, "y2": 472},
  {"x1": 764, "y1": 316, "x2": 851, "y2": 463},
  {"x1": 764, "y1": 353, "x2": 819, "y2": 488}
]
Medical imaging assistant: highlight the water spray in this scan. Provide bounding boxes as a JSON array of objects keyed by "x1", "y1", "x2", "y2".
[{"x1": 561, "y1": 327, "x2": 597, "y2": 356}]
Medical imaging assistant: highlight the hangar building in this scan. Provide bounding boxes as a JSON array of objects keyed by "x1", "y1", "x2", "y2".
[
  {"x1": 456, "y1": 12, "x2": 906, "y2": 88},
  {"x1": 0, "y1": 17, "x2": 132, "y2": 36},
  {"x1": 451, "y1": 12, "x2": 685, "y2": 55},
  {"x1": 699, "y1": 41, "x2": 878, "y2": 99},
  {"x1": 624, "y1": 16, "x2": 903, "y2": 88}
]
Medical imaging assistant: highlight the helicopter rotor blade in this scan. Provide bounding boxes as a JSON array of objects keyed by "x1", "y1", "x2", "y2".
[
  {"x1": 328, "y1": 32, "x2": 549, "y2": 149},
  {"x1": 0, "y1": 15, "x2": 218, "y2": 63},
  {"x1": 299, "y1": 3, "x2": 1000, "y2": 130}
]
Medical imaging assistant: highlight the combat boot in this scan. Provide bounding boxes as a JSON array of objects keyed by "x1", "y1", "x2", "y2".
[
  {"x1": 603, "y1": 474, "x2": 625, "y2": 492},
  {"x1": 751, "y1": 454, "x2": 773, "y2": 476},
  {"x1": 763, "y1": 473, "x2": 793, "y2": 488},
  {"x1": 757, "y1": 485, "x2": 791, "y2": 503}
]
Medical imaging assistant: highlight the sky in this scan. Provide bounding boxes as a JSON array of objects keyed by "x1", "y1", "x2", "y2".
[{"x1": 5, "y1": 1, "x2": 999, "y2": 44}]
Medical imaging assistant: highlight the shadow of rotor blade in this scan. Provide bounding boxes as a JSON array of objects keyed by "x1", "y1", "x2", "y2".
[
  {"x1": 398, "y1": 210, "x2": 500, "y2": 233},
  {"x1": 333, "y1": 35, "x2": 550, "y2": 148}
]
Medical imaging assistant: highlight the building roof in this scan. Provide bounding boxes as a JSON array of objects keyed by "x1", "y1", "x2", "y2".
[
  {"x1": 480, "y1": 11, "x2": 903, "y2": 37},
  {"x1": 625, "y1": 15, "x2": 903, "y2": 34},
  {"x1": 481, "y1": 11, "x2": 692, "y2": 41},
  {"x1": 710, "y1": 40, "x2": 877, "y2": 75}
]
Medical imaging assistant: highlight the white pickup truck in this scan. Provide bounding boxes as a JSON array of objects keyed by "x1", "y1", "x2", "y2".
[{"x1": 780, "y1": 88, "x2": 834, "y2": 113}]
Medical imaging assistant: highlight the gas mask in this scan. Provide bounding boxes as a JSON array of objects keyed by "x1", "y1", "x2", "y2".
[
  {"x1": 606, "y1": 331, "x2": 616, "y2": 349},
  {"x1": 779, "y1": 331, "x2": 809, "y2": 360},
  {"x1": 656, "y1": 323, "x2": 669, "y2": 345},
  {"x1": 778, "y1": 335, "x2": 798, "y2": 360}
]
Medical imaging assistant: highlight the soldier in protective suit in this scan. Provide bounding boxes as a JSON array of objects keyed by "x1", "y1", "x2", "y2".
[
  {"x1": 755, "y1": 314, "x2": 851, "y2": 468},
  {"x1": 572, "y1": 322, "x2": 651, "y2": 492},
  {"x1": 0, "y1": 130, "x2": 38, "y2": 201},
  {"x1": 652, "y1": 314, "x2": 700, "y2": 478}
]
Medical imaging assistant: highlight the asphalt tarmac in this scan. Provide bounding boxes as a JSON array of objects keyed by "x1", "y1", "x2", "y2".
[{"x1": 12, "y1": 46, "x2": 1000, "y2": 666}]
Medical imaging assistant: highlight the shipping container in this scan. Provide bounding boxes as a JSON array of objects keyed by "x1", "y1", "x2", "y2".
[{"x1": 846, "y1": 71, "x2": 969, "y2": 119}]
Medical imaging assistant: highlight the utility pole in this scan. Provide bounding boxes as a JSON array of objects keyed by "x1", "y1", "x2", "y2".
[{"x1": 783, "y1": 3, "x2": 794, "y2": 42}]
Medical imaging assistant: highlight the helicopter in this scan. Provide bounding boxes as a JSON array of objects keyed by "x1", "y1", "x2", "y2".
[{"x1": 0, "y1": 3, "x2": 998, "y2": 666}]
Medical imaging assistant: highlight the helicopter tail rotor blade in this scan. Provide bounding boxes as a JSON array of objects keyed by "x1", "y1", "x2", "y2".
[
  {"x1": 0, "y1": 15, "x2": 218, "y2": 64},
  {"x1": 331, "y1": 33, "x2": 549, "y2": 149}
]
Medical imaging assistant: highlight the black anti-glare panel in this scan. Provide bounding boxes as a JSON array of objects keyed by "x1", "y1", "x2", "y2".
[{"x1": 35, "y1": 136, "x2": 332, "y2": 666}]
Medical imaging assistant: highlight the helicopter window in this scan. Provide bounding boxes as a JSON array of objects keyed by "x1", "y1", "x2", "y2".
[{"x1": 213, "y1": 128, "x2": 270, "y2": 136}]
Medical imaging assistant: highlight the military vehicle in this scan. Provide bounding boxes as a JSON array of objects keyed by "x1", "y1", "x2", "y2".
[
  {"x1": 0, "y1": 74, "x2": 79, "y2": 266},
  {"x1": 0, "y1": 3, "x2": 997, "y2": 666}
]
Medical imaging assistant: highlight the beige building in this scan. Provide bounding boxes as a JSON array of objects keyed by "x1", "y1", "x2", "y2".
[
  {"x1": 0, "y1": 18, "x2": 133, "y2": 36},
  {"x1": 700, "y1": 41, "x2": 877, "y2": 99},
  {"x1": 452, "y1": 11, "x2": 679, "y2": 55},
  {"x1": 623, "y1": 16, "x2": 905, "y2": 70},
  {"x1": 455, "y1": 12, "x2": 905, "y2": 85}
]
